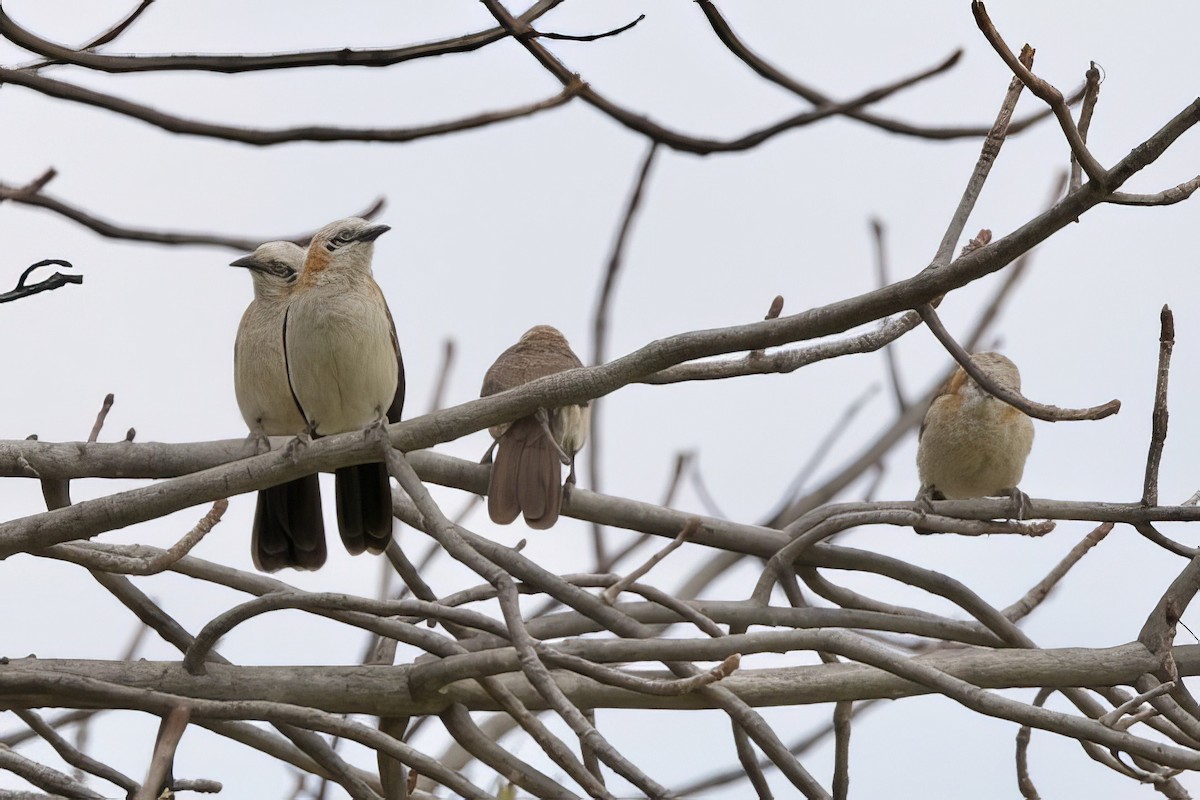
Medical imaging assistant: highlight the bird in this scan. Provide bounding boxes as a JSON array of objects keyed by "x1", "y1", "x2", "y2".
[
  {"x1": 915, "y1": 351, "x2": 1034, "y2": 531},
  {"x1": 284, "y1": 217, "x2": 404, "y2": 558},
  {"x1": 480, "y1": 325, "x2": 589, "y2": 530},
  {"x1": 231, "y1": 241, "x2": 327, "y2": 572}
]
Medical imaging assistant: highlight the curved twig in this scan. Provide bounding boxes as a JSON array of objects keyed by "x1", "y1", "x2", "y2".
[
  {"x1": 694, "y1": 0, "x2": 1083, "y2": 141},
  {"x1": 1, "y1": 0, "x2": 562, "y2": 73},
  {"x1": 972, "y1": 1, "x2": 1106, "y2": 185},
  {"x1": 1143, "y1": 305, "x2": 1175, "y2": 506},
  {"x1": 481, "y1": 0, "x2": 995, "y2": 154},
  {"x1": 917, "y1": 302, "x2": 1120, "y2": 421},
  {"x1": 0, "y1": 258, "x2": 81, "y2": 304},
  {"x1": 0, "y1": 66, "x2": 580, "y2": 146},
  {"x1": 534, "y1": 14, "x2": 645, "y2": 42},
  {"x1": 0, "y1": 182, "x2": 384, "y2": 252}
]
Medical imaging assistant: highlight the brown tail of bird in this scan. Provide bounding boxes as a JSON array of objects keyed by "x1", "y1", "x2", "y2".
[
  {"x1": 252, "y1": 474, "x2": 327, "y2": 571},
  {"x1": 335, "y1": 463, "x2": 394, "y2": 555},
  {"x1": 488, "y1": 416, "x2": 563, "y2": 530}
]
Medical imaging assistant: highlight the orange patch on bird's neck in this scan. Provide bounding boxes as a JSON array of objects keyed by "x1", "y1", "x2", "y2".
[
  {"x1": 947, "y1": 369, "x2": 969, "y2": 396},
  {"x1": 299, "y1": 247, "x2": 332, "y2": 286}
]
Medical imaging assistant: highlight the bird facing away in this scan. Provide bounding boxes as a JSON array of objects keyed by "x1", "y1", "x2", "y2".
[
  {"x1": 232, "y1": 241, "x2": 327, "y2": 572},
  {"x1": 916, "y1": 352, "x2": 1034, "y2": 525},
  {"x1": 284, "y1": 217, "x2": 404, "y2": 557},
  {"x1": 481, "y1": 325, "x2": 589, "y2": 530}
]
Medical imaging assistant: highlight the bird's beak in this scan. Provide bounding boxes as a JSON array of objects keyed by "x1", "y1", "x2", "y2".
[
  {"x1": 230, "y1": 255, "x2": 264, "y2": 271},
  {"x1": 355, "y1": 224, "x2": 391, "y2": 243}
]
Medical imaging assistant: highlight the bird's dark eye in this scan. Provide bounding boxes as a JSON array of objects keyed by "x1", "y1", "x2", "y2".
[{"x1": 333, "y1": 230, "x2": 357, "y2": 245}]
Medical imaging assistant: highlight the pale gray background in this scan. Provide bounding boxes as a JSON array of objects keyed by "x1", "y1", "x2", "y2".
[{"x1": 1, "y1": 1, "x2": 1198, "y2": 797}]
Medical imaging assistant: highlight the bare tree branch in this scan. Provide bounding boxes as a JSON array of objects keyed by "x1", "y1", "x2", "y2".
[
  {"x1": 0, "y1": 0, "x2": 562, "y2": 73},
  {"x1": 0, "y1": 67, "x2": 581, "y2": 146},
  {"x1": 0, "y1": 182, "x2": 385, "y2": 252},
  {"x1": 0, "y1": 259, "x2": 81, "y2": 305},
  {"x1": 1143, "y1": 305, "x2": 1175, "y2": 506}
]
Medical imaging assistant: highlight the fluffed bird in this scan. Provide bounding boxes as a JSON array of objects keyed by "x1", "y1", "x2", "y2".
[
  {"x1": 284, "y1": 217, "x2": 404, "y2": 557},
  {"x1": 231, "y1": 241, "x2": 326, "y2": 572},
  {"x1": 481, "y1": 325, "x2": 589, "y2": 530},
  {"x1": 916, "y1": 351, "x2": 1034, "y2": 530}
]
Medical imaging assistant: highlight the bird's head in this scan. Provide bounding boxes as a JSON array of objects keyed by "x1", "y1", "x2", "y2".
[
  {"x1": 969, "y1": 351, "x2": 1022, "y2": 393},
  {"x1": 230, "y1": 241, "x2": 304, "y2": 300},
  {"x1": 302, "y1": 217, "x2": 391, "y2": 280},
  {"x1": 520, "y1": 324, "x2": 570, "y2": 347}
]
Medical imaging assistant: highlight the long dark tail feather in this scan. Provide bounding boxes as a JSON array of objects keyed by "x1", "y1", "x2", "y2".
[
  {"x1": 488, "y1": 417, "x2": 562, "y2": 529},
  {"x1": 252, "y1": 474, "x2": 326, "y2": 572},
  {"x1": 335, "y1": 463, "x2": 394, "y2": 556}
]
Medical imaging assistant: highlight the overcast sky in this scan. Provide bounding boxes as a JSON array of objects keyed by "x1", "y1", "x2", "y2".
[{"x1": 3, "y1": 2, "x2": 1200, "y2": 798}]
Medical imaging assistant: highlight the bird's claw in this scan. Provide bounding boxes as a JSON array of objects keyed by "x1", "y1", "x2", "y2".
[
  {"x1": 1005, "y1": 487, "x2": 1032, "y2": 522},
  {"x1": 534, "y1": 407, "x2": 571, "y2": 465},
  {"x1": 364, "y1": 412, "x2": 390, "y2": 440},
  {"x1": 285, "y1": 432, "x2": 312, "y2": 463},
  {"x1": 246, "y1": 429, "x2": 271, "y2": 456},
  {"x1": 566, "y1": 458, "x2": 578, "y2": 487},
  {"x1": 913, "y1": 485, "x2": 943, "y2": 535}
]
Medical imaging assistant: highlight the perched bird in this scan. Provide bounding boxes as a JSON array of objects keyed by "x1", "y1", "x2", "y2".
[
  {"x1": 285, "y1": 217, "x2": 404, "y2": 557},
  {"x1": 232, "y1": 241, "x2": 326, "y2": 572},
  {"x1": 481, "y1": 325, "x2": 588, "y2": 530},
  {"x1": 916, "y1": 352, "x2": 1034, "y2": 529}
]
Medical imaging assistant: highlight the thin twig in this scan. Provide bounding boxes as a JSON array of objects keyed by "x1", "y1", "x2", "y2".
[
  {"x1": 749, "y1": 295, "x2": 785, "y2": 359},
  {"x1": 484, "y1": 0, "x2": 997, "y2": 155},
  {"x1": 1133, "y1": 522, "x2": 1197, "y2": 559},
  {"x1": 12, "y1": 708, "x2": 140, "y2": 796},
  {"x1": 0, "y1": 180, "x2": 385, "y2": 252},
  {"x1": 869, "y1": 221, "x2": 906, "y2": 411},
  {"x1": 1002, "y1": 523, "x2": 1112, "y2": 622},
  {"x1": 0, "y1": 66, "x2": 581, "y2": 146},
  {"x1": 87, "y1": 393, "x2": 114, "y2": 444},
  {"x1": 1015, "y1": 687, "x2": 1052, "y2": 799},
  {"x1": 694, "y1": 0, "x2": 1080, "y2": 141},
  {"x1": 1106, "y1": 175, "x2": 1200, "y2": 207},
  {"x1": 589, "y1": 142, "x2": 660, "y2": 566},
  {"x1": 918, "y1": 302, "x2": 1120, "y2": 421},
  {"x1": 0, "y1": 745, "x2": 105, "y2": 798},
  {"x1": 83, "y1": 0, "x2": 157, "y2": 49},
  {"x1": 1142, "y1": 305, "x2": 1174, "y2": 506},
  {"x1": 971, "y1": 2, "x2": 1107, "y2": 186},
  {"x1": 43, "y1": 499, "x2": 229, "y2": 575},
  {"x1": 1069, "y1": 63, "x2": 1102, "y2": 192},
  {"x1": 831, "y1": 700, "x2": 852, "y2": 800},
  {"x1": 534, "y1": 14, "x2": 645, "y2": 42},
  {"x1": 933, "y1": 44, "x2": 1033, "y2": 267},
  {"x1": 1100, "y1": 682, "x2": 1175, "y2": 728},
  {"x1": 426, "y1": 339, "x2": 456, "y2": 414},
  {"x1": 601, "y1": 518, "x2": 698, "y2": 604},
  {"x1": 2, "y1": 0, "x2": 562, "y2": 73},
  {"x1": 761, "y1": 383, "x2": 880, "y2": 525},
  {"x1": 598, "y1": 451, "x2": 694, "y2": 574},
  {"x1": 135, "y1": 705, "x2": 191, "y2": 800},
  {"x1": 0, "y1": 259, "x2": 82, "y2": 304}
]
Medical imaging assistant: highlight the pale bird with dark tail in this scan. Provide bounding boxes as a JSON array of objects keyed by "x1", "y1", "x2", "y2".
[
  {"x1": 284, "y1": 217, "x2": 404, "y2": 558},
  {"x1": 232, "y1": 241, "x2": 327, "y2": 572}
]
